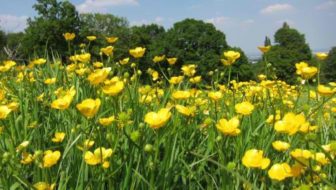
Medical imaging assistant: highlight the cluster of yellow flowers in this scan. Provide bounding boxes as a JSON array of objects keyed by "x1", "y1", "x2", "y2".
[{"x1": 0, "y1": 32, "x2": 334, "y2": 189}]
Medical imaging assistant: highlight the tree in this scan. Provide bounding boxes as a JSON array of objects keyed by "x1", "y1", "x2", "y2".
[
  {"x1": 151, "y1": 19, "x2": 252, "y2": 82},
  {"x1": 267, "y1": 22, "x2": 312, "y2": 83},
  {"x1": 264, "y1": 36, "x2": 271, "y2": 46},
  {"x1": 322, "y1": 47, "x2": 336, "y2": 82},
  {"x1": 0, "y1": 30, "x2": 6, "y2": 59},
  {"x1": 22, "y1": 0, "x2": 80, "y2": 57}
]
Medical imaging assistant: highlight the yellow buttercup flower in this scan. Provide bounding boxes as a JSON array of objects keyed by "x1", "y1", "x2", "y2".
[
  {"x1": 258, "y1": 46, "x2": 271, "y2": 53},
  {"x1": 0, "y1": 60, "x2": 17, "y2": 72},
  {"x1": 274, "y1": 113, "x2": 308, "y2": 135},
  {"x1": 153, "y1": 55, "x2": 165, "y2": 63},
  {"x1": 221, "y1": 50, "x2": 240, "y2": 66},
  {"x1": 216, "y1": 117, "x2": 240, "y2": 136},
  {"x1": 51, "y1": 132, "x2": 65, "y2": 143},
  {"x1": 100, "y1": 46, "x2": 114, "y2": 56},
  {"x1": 129, "y1": 47, "x2": 146, "y2": 58},
  {"x1": 86, "y1": 35, "x2": 97, "y2": 41},
  {"x1": 181, "y1": 64, "x2": 196, "y2": 77},
  {"x1": 235, "y1": 101, "x2": 254, "y2": 115},
  {"x1": 268, "y1": 163, "x2": 292, "y2": 181},
  {"x1": 0, "y1": 105, "x2": 12, "y2": 119},
  {"x1": 172, "y1": 90, "x2": 191, "y2": 100},
  {"x1": 21, "y1": 152, "x2": 34, "y2": 165},
  {"x1": 316, "y1": 52, "x2": 328, "y2": 61},
  {"x1": 175, "y1": 105, "x2": 196, "y2": 117},
  {"x1": 77, "y1": 140, "x2": 95, "y2": 151},
  {"x1": 43, "y1": 150, "x2": 61, "y2": 168},
  {"x1": 106, "y1": 36, "x2": 118, "y2": 44},
  {"x1": 76, "y1": 98, "x2": 101, "y2": 118},
  {"x1": 144, "y1": 108, "x2": 171, "y2": 129},
  {"x1": 44, "y1": 77, "x2": 56, "y2": 85},
  {"x1": 167, "y1": 57, "x2": 177, "y2": 65},
  {"x1": 169, "y1": 76, "x2": 184, "y2": 84},
  {"x1": 295, "y1": 62, "x2": 317, "y2": 79},
  {"x1": 63, "y1": 32, "x2": 75, "y2": 41},
  {"x1": 77, "y1": 53, "x2": 91, "y2": 63},
  {"x1": 119, "y1": 57, "x2": 130, "y2": 65},
  {"x1": 290, "y1": 149, "x2": 312, "y2": 165},
  {"x1": 102, "y1": 80, "x2": 124, "y2": 96},
  {"x1": 317, "y1": 85, "x2": 335, "y2": 96},
  {"x1": 84, "y1": 147, "x2": 113, "y2": 168},
  {"x1": 272, "y1": 141, "x2": 290, "y2": 152},
  {"x1": 88, "y1": 67, "x2": 111, "y2": 85},
  {"x1": 33, "y1": 182, "x2": 56, "y2": 190},
  {"x1": 99, "y1": 116, "x2": 115, "y2": 126},
  {"x1": 242, "y1": 149, "x2": 270, "y2": 169},
  {"x1": 208, "y1": 91, "x2": 223, "y2": 101},
  {"x1": 51, "y1": 86, "x2": 76, "y2": 110},
  {"x1": 189, "y1": 76, "x2": 202, "y2": 84},
  {"x1": 313, "y1": 152, "x2": 329, "y2": 165}
]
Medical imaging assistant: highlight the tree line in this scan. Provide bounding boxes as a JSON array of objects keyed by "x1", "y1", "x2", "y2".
[{"x1": 0, "y1": 0, "x2": 335, "y2": 83}]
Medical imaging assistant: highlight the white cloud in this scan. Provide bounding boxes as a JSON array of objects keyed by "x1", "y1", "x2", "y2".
[
  {"x1": 316, "y1": 0, "x2": 336, "y2": 10},
  {"x1": 77, "y1": 0, "x2": 138, "y2": 13},
  {"x1": 205, "y1": 16, "x2": 232, "y2": 27},
  {"x1": 0, "y1": 15, "x2": 27, "y2": 32},
  {"x1": 260, "y1": 3, "x2": 294, "y2": 14}
]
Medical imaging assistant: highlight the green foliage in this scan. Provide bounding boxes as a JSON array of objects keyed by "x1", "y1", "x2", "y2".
[
  {"x1": 21, "y1": 0, "x2": 80, "y2": 57},
  {"x1": 267, "y1": 23, "x2": 312, "y2": 83},
  {"x1": 264, "y1": 36, "x2": 271, "y2": 46},
  {"x1": 322, "y1": 47, "x2": 336, "y2": 82},
  {"x1": 0, "y1": 30, "x2": 6, "y2": 59}
]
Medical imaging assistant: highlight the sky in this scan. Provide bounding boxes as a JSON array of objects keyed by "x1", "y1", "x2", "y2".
[{"x1": 0, "y1": 0, "x2": 335, "y2": 55}]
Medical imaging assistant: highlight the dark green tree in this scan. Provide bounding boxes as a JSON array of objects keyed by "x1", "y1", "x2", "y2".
[
  {"x1": 267, "y1": 22, "x2": 312, "y2": 83},
  {"x1": 151, "y1": 19, "x2": 252, "y2": 81},
  {"x1": 264, "y1": 36, "x2": 271, "y2": 46},
  {"x1": 322, "y1": 47, "x2": 336, "y2": 82},
  {"x1": 22, "y1": 0, "x2": 80, "y2": 57},
  {"x1": 0, "y1": 30, "x2": 6, "y2": 59}
]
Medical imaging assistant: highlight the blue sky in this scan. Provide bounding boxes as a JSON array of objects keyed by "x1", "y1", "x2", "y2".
[{"x1": 0, "y1": 0, "x2": 335, "y2": 54}]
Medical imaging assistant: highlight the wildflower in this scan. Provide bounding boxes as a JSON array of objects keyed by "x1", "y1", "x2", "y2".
[
  {"x1": 0, "y1": 60, "x2": 16, "y2": 72},
  {"x1": 33, "y1": 182, "x2": 56, "y2": 190},
  {"x1": 235, "y1": 101, "x2": 254, "y2": 115},
  {"x1": 242, "y1": 149, "x2": 270, "y2": 169},
  {"x1": 208, "y1": 91, "x2": 223, "y2": 101},
  {"x1": 274, "y1": 113, "x2": 309, "y2": 135},
  {"x1": 43, "y1": 150, "x2": 61, "y2": 168},
  {"x1": 313, "y1": 152, "x2": 329, "y2": 165},
  {"x1": 100, "y1": 46, "x2": 114, "y2": 56},
  {"x1": 63, "y1": 32, "x2": 75, "y2": 41},
  {"x1": 153, "y1": 55, "x2": 165, "y2": 63},
  {"x1": 51, "y1": 132, "x2": 65, "y2": 143},
  {"x1": 175, "y1": 105, "x2": 196, "y2": 117},
  {"x1": 316, "y1": 52, "x2": 328, "y2": 61},
  {"x1": 99, "y1": 116, "x2": 115, "y2": 126},
  {"x1": 221, "y1": 51, "x2": 240, "y2": 66},
  {"x1": 144, "y1": 108, "x2": 171, "y2": 129},
  {"x1": 258, "y1": 46, "x2": 271, "y2": 53},
  {"x1": 86, "y1": 35, "x2": 96, "y2": 41},
  {"x1": 0, "y1": 105, "x2": 12, "y2": 119},
  {"x1": 119, "y1": 58, "x2": 130, "y2": 65},
  {"x1": 258, "y1": 74, "x2": 267, "y2": 81},
  {"x1": 290, "y1": 149, "x2": 312, "y2": 166},
  {"x1": 51, "y1": 87, "x2": 76, "y2": 110},
  {"x1": 84, "y1": 147, "x2": 113, "y2": 168},
  {"x1": 295, "y1": 62, "x2": 317, "y2": 79},
  {"x1": 93, "y1": 61, "x2": 103, "y2": 68},
  {"x1": 77, "y1": 140, "x2": 95, "y2": 151},
  {"x1": 167, "y1": 57, "x2": 177, "y2": 65},
  {"x1": 189, "y1": 76, "x2": 202, "y2": 83},
  {"x1": 268, "y1": 163, "x2": 292, "y2": 181},
  {"x1": 216, "y1": 117, "x2": 240, "y2": 136},
  {"x1": 21, "y1": 152, "x2": 34, "y2": 165},
  {"x1": 76, "y1": 98, "x2": 101, "y2": 118},
  {"x1": 102, "y1": 80, "x2": 124, "y2": 96},
  {"x1": 317, "y1": 85, "x2": 335, "y2": 96},
  {"x1": 106, "y1": 36, "x2": 118, "y2": 43},
  {"x1": 169, "y1": 76, "x2": 184, "y2": 85},
  {"x1": 129, "y1": 47, "x2": 146, "y2": 58},
  {"x1": 172, "y1": 90, "x2": 191, "y2": 100},
  {"x1": 88, "y1": 67, "x2": 111, "y2": 85},
  {"x1": 272, "y1": 141, "x2": 290, "y2": 152},
  {"x1": 16, "y1": 141, "x2": 30, "y2": 152},
  {"x1": 44, "y1": 78, "x2": 56, "y2": 85},
  {"x1": 181, "y1": 64, "x2": 196, "y2": 77},
  {"x1": 77, "y1": 53, "x2": 91, "y2": 63}
]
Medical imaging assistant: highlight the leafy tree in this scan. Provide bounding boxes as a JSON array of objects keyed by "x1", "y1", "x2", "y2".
[
  {"x1": 0, "y1": 30, "x2": 6, "y2": 59},
  {"x1": 267, "y1": 22, "x2": 312, "y2": 83},
  {"x1": 264, "y1": 36, "x2": 271, "y2": 46},
  {"x1": 322, "y1": 47, "x2": 336, "y2": 82},
  {"x1": 150, "y1": 19, "x2": 252, "y2": 82},
  {"x1": 22, "y1": 0, "x2": 80, "y2": 57}
]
